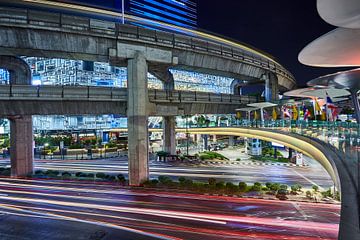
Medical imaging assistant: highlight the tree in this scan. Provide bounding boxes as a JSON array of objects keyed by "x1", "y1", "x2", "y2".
[
  {"x1": 312, "y1": 185, "x2": 319, "y2": 193},
  {"x1": 251, "y1": 182, "x2": 262, "y2": 192},
  {"x1": 238, "y1": 182, "x2": 247, "y2": 192},
  {"x1": 208, "y1": 178, "x2": 216, "y2": 186}
]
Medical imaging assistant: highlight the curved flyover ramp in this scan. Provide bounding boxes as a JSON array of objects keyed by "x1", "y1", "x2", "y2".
[{"x1": 176, "y1": 127, "x2": 359, "y2": 240}]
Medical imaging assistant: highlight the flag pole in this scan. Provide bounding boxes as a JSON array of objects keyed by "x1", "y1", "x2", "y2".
[{"x1": 122, "y1": 0, "x2": 125, "y2": 24}]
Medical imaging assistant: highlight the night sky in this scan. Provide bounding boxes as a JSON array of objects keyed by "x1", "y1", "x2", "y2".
[
  {"x1": 197, "y1": 0, "x2": 349, "y2": 87},
  {"x1": 76, "y1": 0, "x2": 349, "y2": 87}
]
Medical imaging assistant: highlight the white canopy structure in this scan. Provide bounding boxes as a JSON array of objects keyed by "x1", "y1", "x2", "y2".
[
  {"x1": 247, "y1": 102, "x2": 277, "y2": 121},
  {"x1": 317, "y1": 0, "x2": 360, "y2": 28}
]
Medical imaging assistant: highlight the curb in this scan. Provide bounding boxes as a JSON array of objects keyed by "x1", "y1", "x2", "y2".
[{"x1": 200, "y1": 161, "x2": 308, "y2": 167}]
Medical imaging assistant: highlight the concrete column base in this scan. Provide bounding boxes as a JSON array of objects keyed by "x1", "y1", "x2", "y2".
[
  {"x1": 163, "y1": 116, "x2": 176, "y2": 155},
  {"x1": 10, "y1": 116, "x2": 33, "y2": 177}
]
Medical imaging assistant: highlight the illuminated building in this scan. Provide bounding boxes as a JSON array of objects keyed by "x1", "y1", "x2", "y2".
[{"x1": 64, "y1": 0, "x2": 197, "y2": 28}]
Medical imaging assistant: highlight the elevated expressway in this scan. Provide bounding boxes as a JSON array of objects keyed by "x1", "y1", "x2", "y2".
[
  {"x1": 0, "y1": 85, "x2": 257, "y2": 116},
  {"x1": 0, "y1": 2, "x2": 296, "y2": 93}
]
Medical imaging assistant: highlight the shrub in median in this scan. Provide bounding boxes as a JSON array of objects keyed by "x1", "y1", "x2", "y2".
[
  {"x1": 238, "y1": 182, "x2": 247, "y2": 192},
  {"x1": 279, "y1": 184, "x2": 288, "y2": 191},
  {"x1": 225, "y1": 182, "x2": 238, "y2": 195},
  {"x1": 158, "y1": 176, "x2": 172, "y2": 185},
  {"x1": 321, "y1": 188, "x2": 333, "y2": 198},
  {"x1": 215, "y1": 181, "x2": 225, "y2": 192},
  {"x1": 0, "y1": 169, "x2": 10, "y2": 176},
  {"x1": 306, "y1": 190, "x2": 313, "y2": 199},
  {"x1": 290, "y1": 184, "x2": 302, "y2": 194},
  {"x1": 208, "y1": 178, "x2": 216, "y2": 186},
  {"x1": 117, "y1": 174, "x2": 126, "y2": 185},
  {"x1": 251, "y1": 182, "x2": 262, "y2": 192},
  {"x1": 96, "y1": 172, "x2": 106, "y2": 179},
  {"x1": 61, "y1": 172, "x2": 72, "y2": 178}
]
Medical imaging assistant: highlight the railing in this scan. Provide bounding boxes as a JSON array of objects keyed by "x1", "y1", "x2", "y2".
[
  {"x1": 149, "y1": 89, "x2": 258, "y2": 104},
  {"x1": 176, "y1": 119, "x2": 360, "y2": 154},
  {"x1": 0, "y1": 5, "x2": 295, "y2": 85},
  {"x1": 0, "y1": 85, "x2": 127, "y2": 101},
  {"x1": 0, "y1": 85, "x2": 256, "y2": 104}
]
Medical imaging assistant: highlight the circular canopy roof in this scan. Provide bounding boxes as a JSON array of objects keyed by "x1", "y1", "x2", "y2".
[
  {"x1": 235, "y1": 107, "x2": 259, "y2": 112},
  {"x1": 298, "y1": 28, "x2": 360, "y2": 67},
  {"x1": 284, "y1": 87, "x2": 350, "y2": 99},
  {"x1": 307, "y1": 68, "x2": 360, "y2": 89},
  {"x1": 317, "y1": 0, "x2": 360, "y2": 28},
  {"x1": 247, "y1": 102, "x2": 277, "y2": 109}
]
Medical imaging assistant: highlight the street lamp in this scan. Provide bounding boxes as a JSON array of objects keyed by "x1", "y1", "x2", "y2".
[
  {"x1": 44, "y1": 143, "x2": 49, "y2": 159},
  {"x1": 121, "y1": 0, "x2": 125, "y2": 24}
]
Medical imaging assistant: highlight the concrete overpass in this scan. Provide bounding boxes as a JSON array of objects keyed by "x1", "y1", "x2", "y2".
[
  {"x1": 0, "y1": 85, "x2": 256, "y2": 116},
  {"x1": 0, "y1": 4, "x2": 296, "y2": 93}
]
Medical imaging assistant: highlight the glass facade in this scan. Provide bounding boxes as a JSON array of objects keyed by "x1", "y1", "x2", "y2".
[
  {"x1": 59, "y1": 0, "x2": 197, "y2": 28},
  {"x1": 0, "y1": 56, "x2": 233, "y2": 133},
  {"x1": 22, "y1": 57, "x2": 233, "y2": 93},
  {"x1": 129, "y1": 0, "x2": 197, "y2": 28},
  {"x1": 0, "y1": 69, "x2": 9, "y2": 84}
]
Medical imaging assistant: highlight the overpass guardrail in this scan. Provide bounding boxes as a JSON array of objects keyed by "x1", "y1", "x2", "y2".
[
  {"x1": 176, "y1": 120, "x2": 360, "y2": 154},
  {"x1": 0, "y1": 85, "x2": 258, "y2": 104}
]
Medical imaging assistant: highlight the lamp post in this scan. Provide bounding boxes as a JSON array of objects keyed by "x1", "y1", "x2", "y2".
[
  {"x1": 121, "y1": 0, "x2": 125, "y2": 24},
  {"x1": 44, "y1": 143, "x2": 49, "y2": 160},
  {"x1": 185, "y1": 115, "x2": 189, "y2": 156}
]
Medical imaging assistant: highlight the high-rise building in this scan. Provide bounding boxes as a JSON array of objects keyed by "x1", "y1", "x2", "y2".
[
  {"x1": 128, "y1": 0, "x2": 197, "y2": 28},
  {"x1": 61, "y1": 0, "x2": 197, "y2": 28}
]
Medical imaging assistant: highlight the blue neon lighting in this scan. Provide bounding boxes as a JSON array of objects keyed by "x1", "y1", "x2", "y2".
[
  {"x1": 164, "y1": 0, "x2": 196, "y2": 12},
  {"x1": 130, "y1": 1, "x2": 196, "y2": 25},
  {"x1": 143, "y1": 0, "x2": 196, "y2": 19},
  {"x1": 130, "y1": 8, "x2": 195, "y2": 28}
]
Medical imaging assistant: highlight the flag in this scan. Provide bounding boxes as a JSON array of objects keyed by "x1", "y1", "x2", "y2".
[
  {"x1": 292, "y1": 105, "x2": 298, "y2": 120},
  {"x1": 272, "y1": 107, "x2": 277, "y2": 120},
  {"x1": 283, "y1": 106, "x2": 292, "y2": 118},
  {"x1": 326, "y1": 92, "x2": 337, "y2": 121},
  {"x1": 320, "y1": 111, "x2": 326, "y2": 121},
  {"x1": 303, "y1": 105, "x2": 311, "y2": 120},
  {"x1": 326, "y1": 92, "x2": 336, "y2": 109},
  {"x1": 314, "y1": 99, "x2": 322, "y2": 112},
  {"x1": 254, "y1": 110, "x2": 259, "y2": 120}
]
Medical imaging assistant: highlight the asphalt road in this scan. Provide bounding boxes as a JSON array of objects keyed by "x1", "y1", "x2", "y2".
[
  {"x1": 0, "y1": 156, "x2": 334, "y2": 189},
  {"x1": 0, "y1": 177, "x2": 340, "y2": 240}
]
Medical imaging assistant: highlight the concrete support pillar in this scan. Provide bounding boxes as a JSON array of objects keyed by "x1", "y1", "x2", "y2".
[
  {"x1": 163, "y1": 116, "x2": 176, "y2": 155},
  {"x1": 203, "y1": 135, "x2": 209, "y2": 151},
  {"x1": 0, "y1": 56, "x2": 34, "y2": 177},
  {"x1": 229, "y1": 136, "x2": 234, "y2": 147},
  {"x1": 264, "y1": 73, "x2": 279, "y2": 102},
  {"x1": 161, "y1": 69, "x2": 176, "y2": 155},
  {"x1": 351, "y1": 90, "x2": 360, "y2": 123},
  {"x1": 196, "y1": 134, "x2": 202, "y2": 145},
  {"x1": 127, "y1": 52, "x2": 149, "y2": 186},
  {"x1": 9, "y1": 116, "x2": 33, "y2": 177}
]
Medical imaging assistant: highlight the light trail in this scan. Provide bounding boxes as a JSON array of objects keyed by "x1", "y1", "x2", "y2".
[
  {"x1": 0, "y1": 177, "x2": 341, "y2": 209},
  {"x1": 0, "y1": 177, "x2": 340, "y2": 239},
  {"x1": 0, "y1": 194, "x2": 338, "y2": 232},
  {"x1": 0, "y1": 203, "x2": 179, "y2": 240}
]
